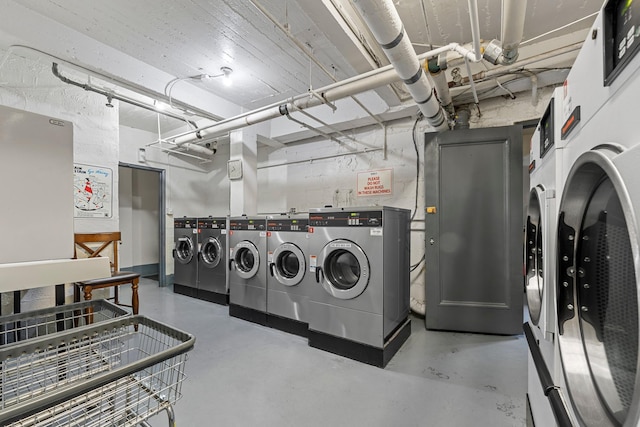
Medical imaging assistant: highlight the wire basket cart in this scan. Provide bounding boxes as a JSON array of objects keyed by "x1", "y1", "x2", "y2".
[
  {"x1": 0, "y1": 315, "x2": 195, "y2": 426},
  {"x1": 0, "y1": 300, "x2": 129, "y2": 347}
]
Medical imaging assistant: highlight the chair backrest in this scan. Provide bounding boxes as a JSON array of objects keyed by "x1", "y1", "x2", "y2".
[{"x1": 74, "y1": 232, "x2": 121, "y2": 273}]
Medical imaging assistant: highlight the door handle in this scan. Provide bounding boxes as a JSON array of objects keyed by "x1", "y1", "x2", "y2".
[
  {"x1": 228, "y1": 259, "x2": 235, "y2": 271},
  {"x1": 315, "y1": 266, "x2": 324, "y2": 283},
  {"x1": 172, "y1": 249, "x2": 176, "y2": 259},
  {"x1": 269, "y1": 263, "x2": 275, "y2": 277}
]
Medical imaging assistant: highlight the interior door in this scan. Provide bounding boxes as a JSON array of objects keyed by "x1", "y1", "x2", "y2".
[{"x1": 424, "y1": 126, "x2": 523, "y2": 334}]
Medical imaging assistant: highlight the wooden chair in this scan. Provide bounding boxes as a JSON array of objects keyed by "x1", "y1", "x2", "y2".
[{"x1": 73, "y1": 232, "x2": 140, "y2": 318}]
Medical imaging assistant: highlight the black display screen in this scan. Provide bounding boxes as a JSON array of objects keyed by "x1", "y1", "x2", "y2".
[
  {"x1": 539, "y1": 99, "x2": 554, "y2": 158},
  {"x1": 604, "y1": 0, "x2": 640, "y2": 85}
]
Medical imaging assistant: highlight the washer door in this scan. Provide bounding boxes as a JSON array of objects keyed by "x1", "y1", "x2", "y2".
[
  {"x1": 232, "y1": 240, "x2": 260, "y2": 279},
  {"x1": 557, "y1": 148, "x2": 640, "y2": 427},
  {"x1": 271, "y1": 243, "x2": 306, "y2": 286},
  {"x1": 317, "y1": 239, "x2": 370, "y2": 300},
  {"x1": 525, "y1": 186, "x2": 544, "y2": 326},
  {"x1": 201, "y1": 237, "x2": 222, "y2": 269},
  {"x1": 175, "y1": 236, "x2": 195, "y2": 264}
]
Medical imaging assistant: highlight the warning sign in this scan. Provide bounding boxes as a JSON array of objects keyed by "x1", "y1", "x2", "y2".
[{"x1": 357, "y1": 169, "x2": 392, "y2": 197}]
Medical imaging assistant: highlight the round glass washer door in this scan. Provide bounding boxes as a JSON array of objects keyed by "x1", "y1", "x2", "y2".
[
  {"x1": 556, "y1": 149, "x2": 640, "y2": 427},
  {"x1": 272, "y1": 243, "x2": 306, "y2": 286},
  {"x1": 201, "y1": 237, "x2": 222, "y2": 268},
  {"x1": 232, "y1": 241, "x2": 260, "y2": 279},
  {"x1": 318, "y1": 239, "x2": 370, "y2": 300},
  {"x1": 175, "y1": 236, "x2": 195, "y2": 264},
  {"x1": 525, "y1": 187, "x2": 544, "y2": 326}
]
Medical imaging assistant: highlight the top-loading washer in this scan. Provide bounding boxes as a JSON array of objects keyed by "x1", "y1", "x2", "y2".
[
  {"x1": 228, "y1": 216, "x2": 267, "y2": 325},
  {"x1": 307, "y1": 206, "x2": 411, "y2": 368},
  {"x1": 197, "y1": 216, "x2": 229, "y2": 305},
  {"x1": 173, "y1": 217, "x2": 198, "y2": 297},
  {"x1": 266, "y1": 214, "x2": 311, "y2": 337},
  {"x1": 551, "y1": 2, "x2": 640, "y2": 425}
]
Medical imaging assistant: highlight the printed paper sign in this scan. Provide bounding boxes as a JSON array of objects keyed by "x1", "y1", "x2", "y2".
[
  {"x1": 357, "y1": 169, "x2": 392, "y2": 197},
  {"x1": 73, "y1": 164, "x2": 113, "y2": 218}
]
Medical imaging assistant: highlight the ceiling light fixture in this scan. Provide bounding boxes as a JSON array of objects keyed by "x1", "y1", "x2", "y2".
[{"x1": 219, "y1": 66, "x2": 233, "y2": 87}]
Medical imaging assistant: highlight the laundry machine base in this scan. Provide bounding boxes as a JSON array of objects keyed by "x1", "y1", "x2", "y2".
[
  {"x1": 198, "y1": 289, "x2": 229, "y2": 305},
  {"x1": 173, "y1": 284, "x2": 197, "y2": 298},
  {"x1": 174, "y1": 285, "x2": 229, "y2": 305},
  {"x1": 267, "y1": 314, "x2": 308, "y2": 338},
  {"x1": 229, "y1": 303, "x2": 268, "y2": 326},
  {"x1": 308, "y1": 318, "x2": 411, "y2": 368}
]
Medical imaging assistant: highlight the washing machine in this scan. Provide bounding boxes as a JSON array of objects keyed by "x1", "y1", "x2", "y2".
[
  {"x1": 551, "y1": 1, "x2": 640, "y2": 425},
  {"x1": 307, "y1": 206, "x2": 411, "y2": 368},
  {"x1": 228, "y1": 216, "x2": 267, "y2": 325},
  {"x1": 173, "y1": 217, "x2": 198, "y2": 296},
  {"x1": 525, "y1": 88, "x2": 566, "y2": 427},
  {"x1": 266, "y1": 214, "x2": 311, "y2": 337},
  {"x1": 197, "y1": 216, "x2": 229, "y2": 305}
]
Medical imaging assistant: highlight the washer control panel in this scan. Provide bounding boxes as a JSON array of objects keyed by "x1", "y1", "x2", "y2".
[
  {"x1": 267, "y1": 218, "x2": 308, "y2": 232},
  {"x1": 198, "y1": 218, "x2": 226, "y2": 229},
  {"x1": 175, "y1": 218, "x2": 197, "y2": 229},
  {"x1": 309, "y1": 211, "x2": 383, "y2": 227},
  {"x1": 229, "y1": 218, "x2": 266, "y2": 231}
]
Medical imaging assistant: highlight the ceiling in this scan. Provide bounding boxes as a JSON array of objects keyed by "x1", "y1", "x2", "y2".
[{"x1": 13, "y1": 0, "x2": 603, "y2": 133}]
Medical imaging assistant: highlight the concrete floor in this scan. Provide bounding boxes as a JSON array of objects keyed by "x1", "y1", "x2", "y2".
[{"x1": 127, "y1": 278, "x2": 527, "y2": 426}]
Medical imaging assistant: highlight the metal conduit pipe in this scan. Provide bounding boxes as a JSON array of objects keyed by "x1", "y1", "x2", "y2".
[
  {"x1": 167, "y1": 42, "x2": 481, "y2": 147},
  {"x1": 349, "y1": 0, "x2": 447, "y2": 130},
  {"x1": 51, "y1": 63, "x2": 199, "y2": 128},
  {"x1": 501, "y1": 0, "x2": 527, "y2": 64}
]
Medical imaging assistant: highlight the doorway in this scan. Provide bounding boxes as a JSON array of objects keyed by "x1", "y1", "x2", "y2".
[{"x1": 118, "y1": 162, "x2": 167, "y2": 287}]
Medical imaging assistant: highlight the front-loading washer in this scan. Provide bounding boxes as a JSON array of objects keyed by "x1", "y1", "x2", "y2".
[
  {"x1": 228, "y1": 216, "x2": 267, "y2": 325},
  {"x1": 552, "y1": 1, "x2": 640, "y2": 425},
  {"x1": 307, "y1": 206, "x2": 411, "y2": 368},
  {"x1": 173, "y1": 217, "x2": 198, "y2": 296},
  {"x1": 197, "y1": 216, "x2": 229, "y2": 305},
  {"x1": 525, "y1": 89, "x2": 566, "y2": 427},
  {"x1": 266, "y1": 214, "x2": 311, "y2": 337}
]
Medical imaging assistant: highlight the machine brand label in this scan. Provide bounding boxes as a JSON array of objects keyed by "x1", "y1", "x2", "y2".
[
  {"x1": 259, "y1": 231, "x2": 267, "y2": 237},
  {"x1": 49, "y1": 119, "x2": 65, "y2": 127},
  {"x1": 221, "y1": 229, "x2": 227, "y2": 234},
  {"x1": 370, "y1": 228, "x2": 383, "y2": 236},
  {"x1": 330, "y1": 242, "x2": 352, "y2": 248}
]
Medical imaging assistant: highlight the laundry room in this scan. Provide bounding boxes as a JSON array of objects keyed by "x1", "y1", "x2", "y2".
[{"x1": 1, "y1": 0, "x2": 637, "y2": 426}]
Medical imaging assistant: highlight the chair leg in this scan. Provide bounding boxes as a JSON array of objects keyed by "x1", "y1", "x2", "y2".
[
  {"x1": 83, "y1": 285, "x2": 94, "y2": 324},
  {"x1": 132, "y1": 279, "x2": 139, "y2": 316}
]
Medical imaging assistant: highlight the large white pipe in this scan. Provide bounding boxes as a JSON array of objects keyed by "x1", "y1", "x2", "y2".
[
  {"x1": 350, "y1": 0, "x2": 447, "y2": 130},
  {"x1": 168, "y1": 43, "x2": 481, "y2": 146},
  {"x1": 501, "y1": 0, "x2": 527, "y2": 64}
]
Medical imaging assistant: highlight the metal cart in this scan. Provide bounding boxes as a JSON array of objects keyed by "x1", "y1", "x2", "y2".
[
  {"x1": 0, "y1": 300, "x2": 129, "y2": 346},
  {"x1": 0, "y1": 315, "x2": 195, "y2": 426}
]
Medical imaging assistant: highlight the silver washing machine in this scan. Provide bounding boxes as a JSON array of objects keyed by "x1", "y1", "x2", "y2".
[
  {"x1": 544, "y1": 2, "x2": 640, "y2": 425},
  {"x1": 228, "y1": 216, "x2": 267, "y2": 325},
  {"x1": 266, "y1": 214, "x2": 311, "y2": 337},
  {"x1": 173, "y1": 217, "x2": 198, "y2": 296},
  {"x1": 197, "y1": 216, "x2": 229, "y2": 305},
  {"x1": 307, "y1": 206, "x2": 411, "y2": 367}
]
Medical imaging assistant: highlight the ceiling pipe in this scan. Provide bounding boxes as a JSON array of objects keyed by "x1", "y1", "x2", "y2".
[
  {"x1": 165, "y1": 43, "x2": 481, "y2": 147},
  {"x1": 484, "y1": 0, "x2": 527, "y2": 65},
  {"x1": 349, "y1": 0, "x2": 447, "y2": 130},
  {"x1": 501, "y1": 0, "x2": 527, "y2": 64}
]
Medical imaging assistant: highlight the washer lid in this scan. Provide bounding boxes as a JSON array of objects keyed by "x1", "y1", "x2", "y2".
[
  {"x1": 317, "y1": 239, "x2": 370, "y2": 300},
  {"x1": 271, "y1": 242, "x2": 306, "y2": 286},
  {"x1": 525, "y1": 186, "x2": 544, "y2": 326},
  {"x1": 232, "y1": 241, "x2": 260, "y2": 279},
  {"x1": 175, "y1": 236, "x2": 195, "y2": 265},
  {"x1": 201, "y1": 237, "x2": 223, "y2": 268}
]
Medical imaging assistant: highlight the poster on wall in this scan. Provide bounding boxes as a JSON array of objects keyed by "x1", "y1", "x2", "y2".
[
  {"x1": 357, "y1": 168, "x2": 393, "y2": 197},
  {"x1": 73, "y1": 163, "x2": 113, "y2": 218}
]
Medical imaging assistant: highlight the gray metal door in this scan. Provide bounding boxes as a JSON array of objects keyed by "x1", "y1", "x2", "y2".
[{"x1": 424, "y1": 126, "x2": 523, "y2": 334}]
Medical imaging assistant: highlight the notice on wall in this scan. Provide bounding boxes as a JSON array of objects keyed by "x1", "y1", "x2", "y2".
[
  {"x1": 73, "y1": 164, "x2": 113, "y2": 218},
  {"x1": 357, "y1": 169, "x2": 393, "y2": 197}
]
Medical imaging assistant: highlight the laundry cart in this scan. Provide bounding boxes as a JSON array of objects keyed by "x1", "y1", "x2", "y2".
[
  {"x1": 0, "y1": 299, "x2": 128, "y2": 346},
  {"x1": 0, "y1": 315, "x2": 195, "y2": 427}
]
